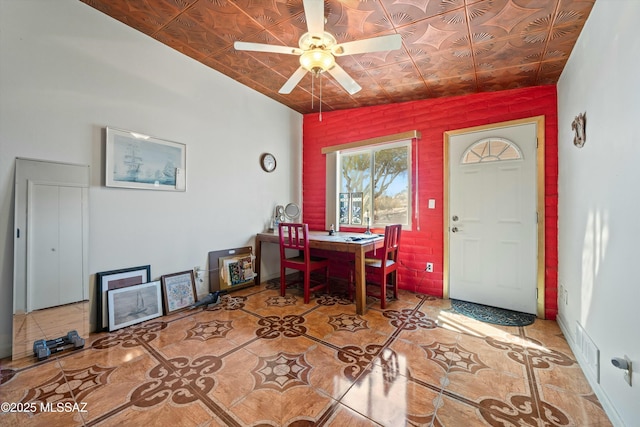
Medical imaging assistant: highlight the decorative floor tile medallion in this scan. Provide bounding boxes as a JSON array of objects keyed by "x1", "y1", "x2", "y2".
[
  {"x1": 130, "y1": 355, "x2": 221, "y2": 407},
  {"x1": 337, "y1": 344, "x2": 383, "y2": 381},
  {"x1": 21, "y1": 365, "x2": 115, "y2": 410},
  {"x1": 92, "y1": 321, "x2": 167, "y2": 349},
  {"x1": 257, "y1": 315, "x2": 306, "y2": 339},
  {"x1": 1, "y1": 368, "x2": 16, "y2": 385},
  {"x1": 407, "y1": 413, "x2": 443, "y2": 426},
  {"x1": 479, "y1": 395, "x2": 570, "y2": 426},
  {"x1": 316, "y1": 294, "x2": 351, "y2": 306},
  {"x1": 485, "y1": 336, "x2": 574, "y2": 368},
  {"x1": 206, "y1": 295, "x2": 247, "y2": 311},
  {"x1": 265, "y1": 295, "x2": 298, "y2": 307},
  {"x1": 328, "y1": 313, "x2": 368, "y2": 332},
  {"x1": 384, "y1": 309, "x2": 437, "y2": 330},
  {"x1": 421, "y1": 342, "x2": 489, "y2": 375},
  {"x1": 186, "y1": 320, "x2": 233, "y2": 341},
  {"x1": 251, "y1": 352, "x2": 312, "y2": 392}
]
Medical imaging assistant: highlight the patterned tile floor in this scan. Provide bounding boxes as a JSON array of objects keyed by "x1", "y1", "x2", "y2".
[{"x1": 1, "y1": 280, "x2": 613, "y2": 426}]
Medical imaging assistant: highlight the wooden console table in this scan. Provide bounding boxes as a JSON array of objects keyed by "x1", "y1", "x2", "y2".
[{"x1": 255, "y1": 230, "x2": 384, "y2": 315}]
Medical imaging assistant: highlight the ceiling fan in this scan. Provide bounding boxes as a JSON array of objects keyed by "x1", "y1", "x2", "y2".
[{"x1": 234, "y1": 0, "x2": 402, "y2": 95}]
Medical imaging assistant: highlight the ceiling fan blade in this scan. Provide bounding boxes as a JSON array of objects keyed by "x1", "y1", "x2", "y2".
[
  {"x1": 303, "y1": 0, "x2": 325, "y2": 37},
  {"x1": 234, "y1": 41, "x2": 302, "y2": 55},
  {"x1": 327, "y1": 64, "x2": 362, "y2": 95},
  {"x1": 332, "y1": 34, "x2": 402, "y2": 56},
  {"x1": 279, "y1": 67, "x2": 308, "y2": 94}
]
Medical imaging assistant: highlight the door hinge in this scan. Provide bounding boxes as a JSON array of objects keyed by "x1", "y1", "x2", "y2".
[{"x1": 536, "y1": 212, "x2": 539, "y2": 223}]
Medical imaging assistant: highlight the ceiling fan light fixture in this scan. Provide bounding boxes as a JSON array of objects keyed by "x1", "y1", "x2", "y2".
[
  {"x1": 300, "y1": 48, "x2": 335, "y2": 74},
  {"x1": 235, "y1": 7, "x2": 394, "y2": 98}
]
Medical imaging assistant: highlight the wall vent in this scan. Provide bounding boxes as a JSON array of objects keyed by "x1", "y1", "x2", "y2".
[{"x1": 575, "y1": 322, "x2": 600, "y2": 383}]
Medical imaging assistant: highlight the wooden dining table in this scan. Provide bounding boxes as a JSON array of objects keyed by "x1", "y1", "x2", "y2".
[{"x1": 254, "y1": 230, "x2": 385, "y2": 314}]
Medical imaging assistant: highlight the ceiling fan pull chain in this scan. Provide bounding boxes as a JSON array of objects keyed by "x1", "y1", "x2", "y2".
[
  {"x1": 319, "y1": 74, "x2": 323, "y2": 122},
  {"x1": 311, "y1": 75, "x2": 315, "y2": 109}
]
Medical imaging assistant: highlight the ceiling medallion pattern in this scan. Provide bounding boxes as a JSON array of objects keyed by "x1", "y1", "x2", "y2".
[{"x1": 81, "y1": 0, "x2": 594, "y2": 113}]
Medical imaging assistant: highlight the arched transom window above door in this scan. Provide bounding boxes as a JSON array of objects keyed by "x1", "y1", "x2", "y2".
[{"x1": 461, "y1": 137, "x2": 523, "y2": 164}]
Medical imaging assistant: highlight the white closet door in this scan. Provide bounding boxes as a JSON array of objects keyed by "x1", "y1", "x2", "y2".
[{"x1": 28, "y1": 183, "x2": 84, "y2": 310}]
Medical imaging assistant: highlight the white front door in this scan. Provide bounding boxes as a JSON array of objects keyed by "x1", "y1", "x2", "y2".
[{"x1": 448, "y1": 121, "x2": 538, "y2": 314}]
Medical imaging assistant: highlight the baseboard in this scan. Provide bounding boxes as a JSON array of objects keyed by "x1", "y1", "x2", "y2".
[{"x1": 557, "y1": 313, "x2": 626, "y2": 427}]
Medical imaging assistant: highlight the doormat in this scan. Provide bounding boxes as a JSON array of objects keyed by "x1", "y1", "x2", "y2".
[{"x1": 451, "y1": 299, "x2": 536, "y2": 326}]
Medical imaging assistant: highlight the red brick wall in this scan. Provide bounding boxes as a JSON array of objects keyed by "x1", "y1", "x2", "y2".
[{"x1": 302, "y1": 85, "x2": 558, "y2": 319}]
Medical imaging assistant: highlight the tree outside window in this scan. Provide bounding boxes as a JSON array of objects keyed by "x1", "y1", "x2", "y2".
[{"x1": 339, "y1": 142, "x2": 410, "y2": 227}]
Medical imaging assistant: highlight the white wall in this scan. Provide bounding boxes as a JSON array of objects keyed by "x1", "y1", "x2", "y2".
[
  {"x1": 0, "y1": 0, "x2": 302, "y2": 358},
  {"x1": 557, "y1": 1, "x2": 640, "y2": 425}
]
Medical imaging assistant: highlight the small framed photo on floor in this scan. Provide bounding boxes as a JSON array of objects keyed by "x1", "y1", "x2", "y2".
[
  {"x1": 161, "y1": 270, "x2": 197, "y2": 314},
  {"x1": 107, "y1": 281, "x2": 163, "y2": 331}
]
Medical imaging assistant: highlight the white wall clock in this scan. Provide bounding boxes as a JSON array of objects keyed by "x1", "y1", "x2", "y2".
[{"x1": 260, "y1": 153, "x2": 276, "y2": 172}]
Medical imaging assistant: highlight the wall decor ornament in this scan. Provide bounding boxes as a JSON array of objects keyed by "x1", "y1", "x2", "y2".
[
  {"x1": 105, "y1": 127, "x2": 186, "y2": 191},
  {"x1": 571, "y1": 112, "x2": 586, "y2": 148}
]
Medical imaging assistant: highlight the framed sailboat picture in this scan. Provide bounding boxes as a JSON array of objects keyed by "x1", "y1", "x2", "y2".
[
  {"x1": 105, "y1": 127, "x2": 186, "y2": 191},
  {"x1": 107, "y1": 280, "x2": 163, "y2": 331},
  {"x1": 96, "y1": 264, "x2": 151, "y2": 331}
]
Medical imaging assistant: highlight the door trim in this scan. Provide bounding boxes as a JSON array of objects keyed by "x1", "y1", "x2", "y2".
[
  {"x1": 443, "y1": 116, "x2": 546, "y2": 319},
  {"x1": 13, "y1": 158, "x2": 90, "y2": 315}
]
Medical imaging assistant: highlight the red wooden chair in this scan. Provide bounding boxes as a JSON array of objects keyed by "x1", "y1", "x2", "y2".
[
  {"x1": 349, "y1": 224, "x2": 402, "y2": 309},
  {"x1": 279, "y1": 223, "x2": 330, "y2": 303}
]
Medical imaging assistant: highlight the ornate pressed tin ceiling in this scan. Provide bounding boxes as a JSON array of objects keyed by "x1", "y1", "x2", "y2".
[{"x1": 80, "y1": 0, "x2": 595, "y2": 114}]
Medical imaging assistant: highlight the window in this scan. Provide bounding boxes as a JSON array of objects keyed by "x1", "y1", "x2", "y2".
[
  {"x1": 338, "y1": 140, "x2": 411, "y2": 228},
  {"x1": 461, "y1": 138, "x2": 522, "y2": 164}
]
